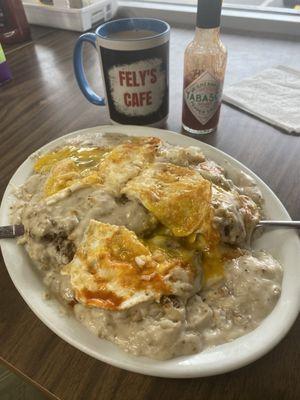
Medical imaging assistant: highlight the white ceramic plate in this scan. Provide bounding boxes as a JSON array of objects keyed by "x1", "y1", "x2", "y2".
[{"x1": 1, "y1": 125, "x2": 299, "y2": 378}]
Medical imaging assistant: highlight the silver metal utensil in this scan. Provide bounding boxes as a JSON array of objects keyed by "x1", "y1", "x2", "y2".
[
  {"x1": 256, "y1": 220, "x2": 300, "y2": 229},
  {"x1": 247, "y1": 220, "x2": 300, "y2": 247},
  {"x1": 0, "y1": 221, "x2": 299, "y2": 240}
]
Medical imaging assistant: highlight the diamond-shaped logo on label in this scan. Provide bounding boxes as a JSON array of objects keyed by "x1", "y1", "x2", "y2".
[{"x1": 184, "y1": 71, "x2": 223, "y2": 125}]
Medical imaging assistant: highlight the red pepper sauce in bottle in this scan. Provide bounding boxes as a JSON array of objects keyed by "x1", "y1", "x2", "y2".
[{"x1": 182, "y1": 0, "x2": 227, "y2": 135}]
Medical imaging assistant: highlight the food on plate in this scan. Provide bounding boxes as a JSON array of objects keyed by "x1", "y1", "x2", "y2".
[
  {"x1": 62, "y1": 220, "x2": 201, "y2": 310},
  {"x1": 11, "y1": 132, "x2": 282, "y2": 360},
  {"x1": 123, "y1": 162, "x2": 212, "y2": 237}
]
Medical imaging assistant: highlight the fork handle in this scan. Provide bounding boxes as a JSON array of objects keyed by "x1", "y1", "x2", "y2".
[
  {"x1": 258, "y1": 220, "x2": 300, "y2": 229},
  {"x1": 0, "y1": 225, "x2": 24, "y2": 238}
]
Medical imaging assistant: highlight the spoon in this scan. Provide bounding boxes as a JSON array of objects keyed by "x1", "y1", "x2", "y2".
[{"x1": 0, "y1": 221, "x2": 299, "y2": 239}]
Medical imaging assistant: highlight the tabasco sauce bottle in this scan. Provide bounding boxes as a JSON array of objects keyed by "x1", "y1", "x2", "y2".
[{"x1": 182, "y1": 0, "x2": 227, "y2": 134}]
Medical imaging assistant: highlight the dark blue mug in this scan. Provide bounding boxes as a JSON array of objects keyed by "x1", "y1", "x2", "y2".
[{"x1": 73, "y1": 18, "x2": 170, "y2": 127}]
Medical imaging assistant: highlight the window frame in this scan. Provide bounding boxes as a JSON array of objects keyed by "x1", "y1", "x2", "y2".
[{"x1": 118, "y1": 0, "x2": 300, "y2": 36}]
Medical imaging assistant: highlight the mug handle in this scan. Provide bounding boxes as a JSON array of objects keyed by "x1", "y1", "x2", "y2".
[{"x1": 73, "y1": 33, "x2": 105, "y2": 106}]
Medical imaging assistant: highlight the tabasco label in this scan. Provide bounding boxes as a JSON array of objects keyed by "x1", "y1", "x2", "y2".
[{"x1": 184, "y1": 71, "x2": 223, "y2": 125}]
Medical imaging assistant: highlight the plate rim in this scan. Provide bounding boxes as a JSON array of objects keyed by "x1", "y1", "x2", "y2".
[{"x1": 1, "y1": 125, "x2": 299, "y2": 378}]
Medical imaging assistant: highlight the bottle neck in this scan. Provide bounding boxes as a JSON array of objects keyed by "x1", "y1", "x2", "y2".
[
  {"x1": 194, "y1": 27, "x2": 220, "y2": 45},
  {"x1": 196, "y1": 0, "x2": 222, "y2": 29}
]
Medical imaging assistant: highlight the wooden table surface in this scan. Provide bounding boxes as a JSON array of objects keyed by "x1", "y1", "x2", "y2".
[{"x1": 0, "y1": 23, "x2": 300, "y2": 400}]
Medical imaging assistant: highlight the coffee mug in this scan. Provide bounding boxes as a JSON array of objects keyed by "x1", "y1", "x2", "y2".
[{"x1": 73, "y1": 18, "x2": 170, "y2": 127}]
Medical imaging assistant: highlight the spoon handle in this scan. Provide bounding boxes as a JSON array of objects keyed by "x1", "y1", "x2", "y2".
[
  {"x1": 0, "y1": 225, "x2": 25, "y2": 238},
  {"x1": 258, "y1": 220, "x2": 300, "y2": 229}
]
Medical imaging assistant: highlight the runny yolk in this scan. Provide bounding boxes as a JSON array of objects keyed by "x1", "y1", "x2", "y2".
[
  {"x1": 202, "y1": 245, "x2": 243, "y2": 281},
  {"x1": 34, "y1": 146, "x2": 108, "y2": 173}
]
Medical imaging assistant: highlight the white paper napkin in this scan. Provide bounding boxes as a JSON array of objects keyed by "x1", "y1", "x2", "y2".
[{"x1": 223, "y1": 65, "x2": 300, "y2": 134}]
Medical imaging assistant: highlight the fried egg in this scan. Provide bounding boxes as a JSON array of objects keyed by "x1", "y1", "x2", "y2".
[
  {"x1": 34, "y1": 145, "x2": 108, "y2": 173},
  {"x1": 62, "y1": 220, "x2": 200, "y2": 310},
  {"x1": 123, "y1": 163, "x2": 212, "y2": 238},
  {"x1": 42, "y1": 158, "x2": 101, "y2": 197},
  {"x1": 97, "y1": 137, "x2": 162, "y2": 194},
  {"x1": 35, "y1": 136, "x2": 242, "y2": 299}
]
